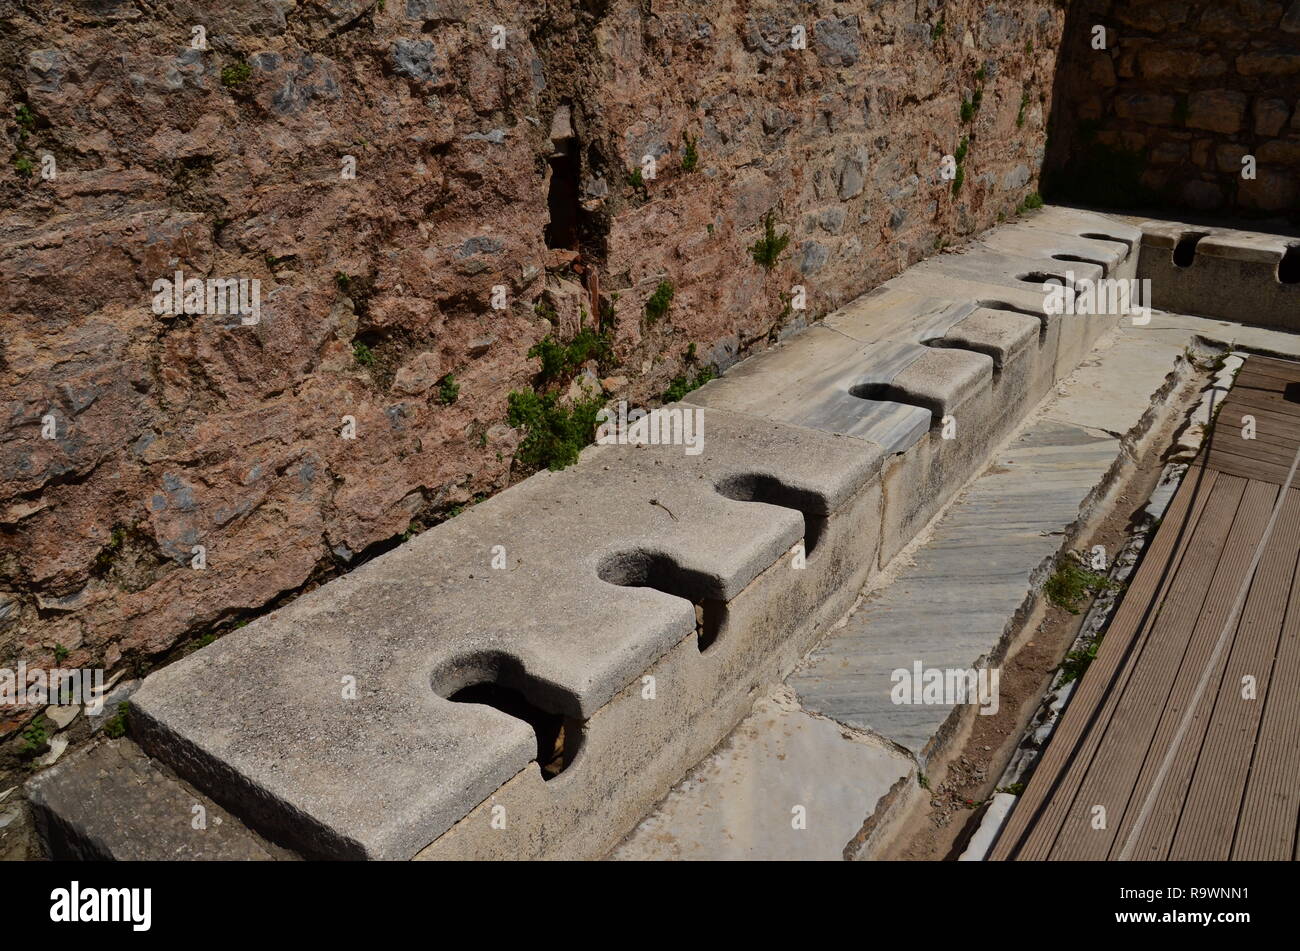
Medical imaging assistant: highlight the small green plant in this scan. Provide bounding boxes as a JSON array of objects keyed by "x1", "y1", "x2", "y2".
[
  {"x1": 53, "y1": 644, "x2": 69, "y2": 663},
  {"x1": 961, "y1": 97, "x2": 976, "y2": 123},
  {"x1": 1017, "y1": 90, "x2": 1031, "y2": 128},
  {"x1": 1044, "y1": 555, "x2": 1113, "y2": 613},
  {"x1": 952, "y1": 165, "x2": 965, "y2": 195},
  {"x1": 95, "y1": 525, "x2": 128, "y2": 573},
  {"x1": 931, "y1": 19, "x2": 945, "y2": 40},
  {"x1": 438, "y1": 374, "x2": 460, "y2": 405},
  {"x1": 102, "y1": 702, "x2": 130, "y2": 739},
  {"x1": 749, "y1": 210, "x2": 789, "y2": 271},
  {"x1": 955, "y1": 135, "x2": 970, "y2": 165},
  {"x1": 1025, "y1": 38, "x2": 1034, "y2": 54},
  {"x1": 14, "y1": 103, "x2": 36, "y2": 132},
  {"x1": 663, "y1": 366, "x2": 715, "y2": 402},
  {"x1": 997, "y1": 782, "x2": 1026, "y2": 796},
  {"x1": 626, "y1": 166, "x2": 646, "y2": 196},
  {"x1": 918, "y1": 772, "x2": 931, "y2": 790},
  {"x1": 1059, "y1": 639, "x2": 1100, "y2": 685},
  {"x1": 975, "y1": 65, "x2": 987, "y2": 82},
  {"x1": 221, "y1": 60, "x2": 252, "y2": 87},
  {"x1": 195, "y1": 632, "x2": 216, "y2": 648},
  {"x1": 1017, "y1": 192, "x2": 1044, "y2": 213},
  {"x1": 20, "y1": 715, "x2": 49, "y2": 756},
  {"x1": 353, "y1": 341, "x2": 376, "y2": 366},
  {"x1": 507, "y1": 389, "x2": 604, "y2": 472},
  {"x1": 527, "y1": 327, "x2": 613, "y2": 386},
  {"x1": 681, "y1": 132, "x2": 699, "y2": 173},
  {"x1": 13, "y1": 154, "x2": 35, "y2": 177},
  {"x1": 644, "y1": 280, "x2": 674, "y2": 324}
]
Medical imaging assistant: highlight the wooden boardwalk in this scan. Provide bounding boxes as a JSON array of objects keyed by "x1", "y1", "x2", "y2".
[{"x1": 991, "y1": 355, "x2": 1300, "y2": 861}]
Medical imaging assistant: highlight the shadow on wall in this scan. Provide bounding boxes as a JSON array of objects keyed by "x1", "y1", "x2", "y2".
[{"x1": 1043, "y1": 0, "x2": 1300, "y2": 224}]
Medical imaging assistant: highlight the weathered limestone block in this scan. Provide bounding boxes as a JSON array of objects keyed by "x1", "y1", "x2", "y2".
[
  {"x1": 1114, "y1": 91, "x2": 1178, "y2": 125},
  {"x1": 1252, "y1": 98, "x2": 1293, "y2": 137},
  {"x1": 1186, "y1": 89, "x2": 1249, "y2": 134}
]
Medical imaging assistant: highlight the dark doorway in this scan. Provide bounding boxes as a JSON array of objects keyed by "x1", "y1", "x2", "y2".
[{"x1": 545, "y1": 140, "x2": 580, "y2": 250}]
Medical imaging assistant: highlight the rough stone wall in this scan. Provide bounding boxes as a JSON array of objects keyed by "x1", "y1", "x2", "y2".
[
  {"x1": 0, "y1": 0, "x2": 1063, "y2": 693},
  {"x1": 1045, "y1": 0, "x2": 1300, "y2": 218}
]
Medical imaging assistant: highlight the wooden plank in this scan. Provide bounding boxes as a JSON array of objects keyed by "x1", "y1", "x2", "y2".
[
  {"x1": 1232, "y1": 373, "x2": 1292, "y2": 396},
  {"x1": 996, "y1": 358, "x2": 1300, "y2": 861},
  {"x1": 1205, "y1": 451, "x2": 1298, "y2": 486},
  {"x1": 989, "y1": 467, "x2": 1227, "y2": 859},
  {"x1": 1209, "y1": 405, "x2": 1300, "y2": 450},
  {"x1": 1046, "y1": 478, "x2": 1273, "y2": 860},
  {"x1": 1216, "y1": 397, "x2": 1300, "y2": 432},
  {"x1": 1168, "y1": 489, "x2": 1300, "y2": 859},
  {"x1": 1232, "y1": 501, "x2": 1300, "y2": 860},
  {"x1": 1208, "y1": 436, "x2": 1300, "y2": 469},
  {"x1": 1219, "y1": 386, "x2": 1300, "y2": 420},
  {"x1": 1122, "y1": 486, "x2": 1300, "y2": 859},
  {"x1": 1241, "y1": 354, "x2": 1300, "y2": 381}
]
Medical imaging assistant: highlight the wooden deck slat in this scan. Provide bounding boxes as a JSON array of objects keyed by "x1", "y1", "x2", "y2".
[
  {"x1": 1231, "y1": 364, "x2": 1293, "y2": 387},
  {"x1": 994, "y1": 354, "x2": 1300, "y2": 862},
  {"x1": 1215, "y1": 397, "x2": 1300, "y2": 434},
  {"x1": 1238, "y1": 354, "x2": 1300, "y2": 380},
  {"x1": 1208, "y1": 436, "x2": 1300, "y2": 469},
  {"x1": 1127, "y1": 488, "x2": 1300, "y2": 859},
  {"x1": 1203, "y1": 452, "x2": 1298, "y2": 486},
  {"x1": 1208, "y1": 413, "x2": 1300, "y2": 451},
  {"x1": 1217, "y1": 386, "x2": 1300, "y2": 421},
  {"x1": 1232, "y1": 527, "x2": 1300, "y2": 860},
  {"x1": 1169, "y1": 489, "x2": 1300, "y2": 860},
  {"x1": 1044, "y1": 478, "x2": 1269, "y2": 860}
]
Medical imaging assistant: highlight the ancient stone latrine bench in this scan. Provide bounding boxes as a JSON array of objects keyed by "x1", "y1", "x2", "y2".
[
  {"x1": 1139, "y1": 221, "x2": 1300, "y2": 330},
  {"x1": 32, "y1": 209, "x2": 1145, "y2": 859}
]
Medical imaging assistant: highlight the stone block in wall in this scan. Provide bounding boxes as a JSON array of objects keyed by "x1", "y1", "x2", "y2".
[
  {"x1": 1199, "y1": 6, "x2": 1245, "y2": 33},
  {"x1": 1182, "y1": 179, "x2": 1225, "y2": 212},
  {"x1": 1151, "y1": 141, "x2": 1190, "y2": 164},
  {"x1": 1118, "y1": 48, "x2": 1140, "y2": 80},
  {"x1": 1258, "y1": 138, "x2": 1300, "y2": 164},
  {"x1": 1216, "y1": 142, "x2": 1250, "y2": 173},
  {"x1": 813, "y1": 16, "x2": 861, "y2": 67},
  {"x1": 1192, "y1": 139, "x2": 1214, "y2": 168},
  {"x1": 1140, "y1": 49, "x2": 1226, "y2": 81},
  {"x1": 1255, "y1": 98, "x2": 1294, "y2": 137},
  {"x1": 1240, "y1": 169, "x2": 1298, "y2": 211},
  {"x1": 1235, "y1": 0, "x2": 1289, "y2": 30},
  {"x1": 1140, "y1": 168, "x2": 1170, "y2": 193},
  {"x1": 1116, "y1": 3, "x2": 1192, "y2": 32},
  {"x1": 1238, "y1": 49, "x2": 1300, "y2": 77},
  {"x1": 1187, "y1": 89, "x2": 1248, "y2": 134},
  {"x1": 1285, "y1": 0, "x2": 1300, "y2": 33},
  {"x1": 1114, "y1": 91, "x2": 1177, "y2": 124},
  {"x1": 1090, "y1": 55, "x2": 1117, "y2": 87}
]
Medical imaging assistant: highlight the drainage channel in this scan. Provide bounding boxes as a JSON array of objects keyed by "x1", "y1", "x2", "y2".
[{"x1": 947, "y1": 355, "x2": 1250, "y2": 861}]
